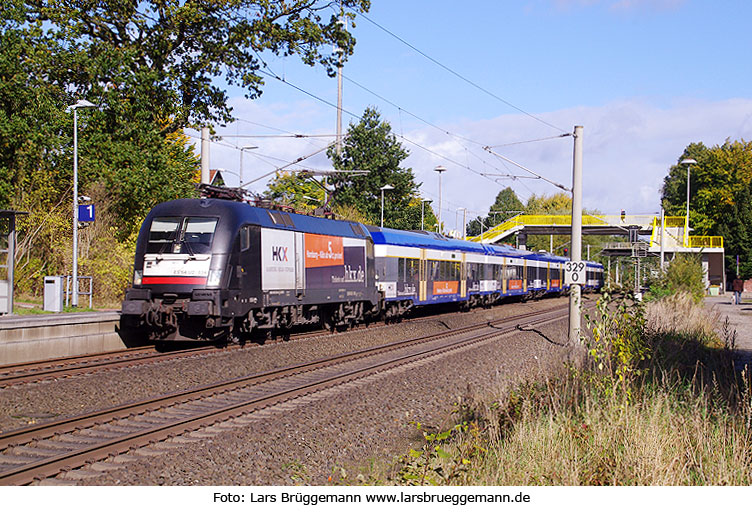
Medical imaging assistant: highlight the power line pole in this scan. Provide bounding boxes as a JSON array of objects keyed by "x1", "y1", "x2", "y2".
[
  {"x1": 569, "y1": 125, "x2": 583, "y2": 346},
  {"x1": 201, "y1": 127, "x2": 210, "y2": 184},
  {"x1": 335, "y1": 10, "x2": 345, "y2": 156}
]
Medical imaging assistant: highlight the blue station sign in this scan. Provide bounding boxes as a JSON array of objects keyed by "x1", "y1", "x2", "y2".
[{"x1": 78, "y1": 204, "x2": 95, "y2": 222}]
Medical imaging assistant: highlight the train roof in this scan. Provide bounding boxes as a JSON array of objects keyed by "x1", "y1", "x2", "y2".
[
  {"x1": 483, "y1": 243, "x2": 536, "y2": 259},
  {"x1": 367, "y1": 226, "x2": 488, "y2": 253},
  {"x1": 145, "y1": 198, "x2": 371, "y2": 240}
]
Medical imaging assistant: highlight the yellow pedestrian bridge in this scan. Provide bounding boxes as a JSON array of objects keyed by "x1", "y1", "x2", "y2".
[
  {"x1": 468, "y1": 213, "x2": 726, "y2": 291},
  {"x1": 468, "y1": 213, "x2": 723, "y2": 250}
]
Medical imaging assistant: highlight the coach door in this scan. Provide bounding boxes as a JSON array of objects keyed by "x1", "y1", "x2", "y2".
[
  {"x1": 419, "y1": 248, "x2": 427, "y2": 301},
  {"x1": 502, "y1": 257, "x2": 507, "y2": 294},
  {"x1": 460, "y1": 254, "x2": 467, "y2": 298},
  {"x1": 294, "y1": 232, "x2": 305, "y2": 294},
  {"x1": 523, "y1": 259, "x2": 528, "y2": 292}
]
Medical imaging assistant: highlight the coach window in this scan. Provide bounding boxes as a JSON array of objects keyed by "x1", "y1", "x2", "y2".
[
  {"x1": 398, "y1": 258, "x2": 406, "y2": 283},
  {"x1": 431, "y1": 260, "x2": 440, "y2": 280},
  {"x1": 407, "y1": 259, "x2": 419, "y2": 283}
]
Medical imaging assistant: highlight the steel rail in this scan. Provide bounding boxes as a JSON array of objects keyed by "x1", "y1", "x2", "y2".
[
  {"x1": 0, "y1": 305, "x2": 573, "y2": 485},
  {"x1": 0, "y1": 301, "x2": 546, "y2": 387}
]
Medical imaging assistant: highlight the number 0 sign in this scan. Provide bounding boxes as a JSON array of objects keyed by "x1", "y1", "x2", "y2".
[{"x1": 564, "y1": 261, "x2": 587, "y2": 285}]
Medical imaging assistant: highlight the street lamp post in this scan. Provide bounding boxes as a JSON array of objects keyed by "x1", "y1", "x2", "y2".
[
  {"x1": 239, "y1": 145, "x2": 258, "y2": 187},
  {"x1": 680, "y1": 158, "x2": 697, "y2": 247},
  {"x1": 380, "y1": 184, "x2": 394, "y2": 227},
  {"x1": 68, "y1": 99, "x2": 96, "y2": 307},
  {"x1": 434, "y1": 165, "x2": 446, "y2": 234}
]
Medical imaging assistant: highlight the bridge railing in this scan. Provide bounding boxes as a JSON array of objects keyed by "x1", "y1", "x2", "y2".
[
  {"x1": 688, "y1": 235, "x2": 724, "y2": 248},
  {"x1": 471, "y1": 213, "x2": 725, "y2": 249}
]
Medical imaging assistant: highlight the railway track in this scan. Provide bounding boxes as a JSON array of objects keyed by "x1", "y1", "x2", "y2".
[
  {"x1": 0, "y1": 321, "x2": 379, "y2": 387},
  {"x1": 0, "y1": 301, "x2": 540, "y2": 388},
  {"x1": 0, "y1": 344, "x2": 227, "y2": 388},
  {"x1": 0, "y1": 304, "x2": 571, "y2": 485}
]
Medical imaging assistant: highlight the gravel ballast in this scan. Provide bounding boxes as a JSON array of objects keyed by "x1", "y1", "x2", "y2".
[{"x1": 2, "y1": 296, "x2": 581, "y2": 484}]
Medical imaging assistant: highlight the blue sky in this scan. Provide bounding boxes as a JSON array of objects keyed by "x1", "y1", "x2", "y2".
[{"x1": 193, "y1": 0, "x2": 752, "y2": 234}]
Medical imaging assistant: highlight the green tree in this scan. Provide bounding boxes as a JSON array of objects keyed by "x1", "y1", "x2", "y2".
[
  {"x1": 524, "y1": 192, "x2": 574, "y2": 254},
  {"x1": 264, "y1": 171, "x2": 328, "y2": 212},
  {"x1": 327, "y1": 107, "x2": 432, "y2": 230},
  {"x1": 2, "y1": 1, "x2": 372, "y2": 300},
  {"x1": 661, "y1": 140, "x2": 752, "y2": 277},
  {"x1": 20, "y1": 0, "x2": 370, "y2": 134},
  {"x1": 466, "y1": 187, "x2": 524, "y2": 237},
  {"x1": 657, "y1": 254, "x2": 706, "y2": 304}
]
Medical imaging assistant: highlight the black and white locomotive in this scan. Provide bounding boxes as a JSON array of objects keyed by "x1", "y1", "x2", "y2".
[{"x1": 120, "y1": 198, "x2": 603, "y2": 343}]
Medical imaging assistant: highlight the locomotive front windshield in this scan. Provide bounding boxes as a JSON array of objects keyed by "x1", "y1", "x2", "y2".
[{"x1": 146, "y1": 216, "x2": 218, "y2": 254}]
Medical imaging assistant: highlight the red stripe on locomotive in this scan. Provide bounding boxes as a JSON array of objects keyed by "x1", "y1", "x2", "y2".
[{"x1": 142, "y1": 276, "x2": 207, "y2": 285}]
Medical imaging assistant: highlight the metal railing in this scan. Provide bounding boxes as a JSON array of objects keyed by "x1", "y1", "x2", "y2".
[
  {"x1": 64, "y1": 275, "x2": 93, "y2": 309},
  {"x1": 688, "y1": 235, "x2": 724, "y2": 248},
  {"x1": 472, "y1": 213, "x2": 726, "y2": 249}
]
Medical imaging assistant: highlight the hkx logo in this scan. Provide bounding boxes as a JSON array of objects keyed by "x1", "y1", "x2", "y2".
[{"x1": 272, "y1": 246, "x2": 288, "y2": 261}]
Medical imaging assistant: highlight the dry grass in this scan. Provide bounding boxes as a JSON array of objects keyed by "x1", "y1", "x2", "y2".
[
  {"x1": 475, "y1": 377, "x2": 752, "y2": 485},
  {"x1": 645, "y1": 292, "x2": 721, "y2": 347},
  {"x1": 379, "y1": 293, "x2": 752, "y2": 486}
]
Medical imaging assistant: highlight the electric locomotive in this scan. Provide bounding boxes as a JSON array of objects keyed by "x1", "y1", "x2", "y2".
[{"x1": 120, "y1": 198, "x2": 379, "y2": 343}]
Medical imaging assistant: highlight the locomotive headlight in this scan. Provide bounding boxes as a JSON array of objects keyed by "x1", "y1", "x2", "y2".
[
  {"x1": 133, "y1": 270, "x2": 143, "y2": 286},
  {"x1": 206, "y1": 269, "x2": 222, "y2": 287}
]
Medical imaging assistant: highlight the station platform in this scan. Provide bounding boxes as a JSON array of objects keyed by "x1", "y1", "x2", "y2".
[{"x1": 0, "y1": 311, "x2": 125, "y2": 366}]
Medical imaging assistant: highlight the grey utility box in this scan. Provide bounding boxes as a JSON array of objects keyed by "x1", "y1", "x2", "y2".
[{"x1": 43, "y1": 276, "x2": 64, "y2": 312}]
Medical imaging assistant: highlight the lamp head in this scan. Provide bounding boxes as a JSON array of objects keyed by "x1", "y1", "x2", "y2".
[
  {"x1": 68, "y1": 99, "x2": 96, "y2": 110},
  {"x1": 680, "y1": 158, "x2": 697, "y2": 165}
]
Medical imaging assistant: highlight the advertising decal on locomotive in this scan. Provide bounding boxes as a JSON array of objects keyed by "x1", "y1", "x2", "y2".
[
  {"x1": 260, "y1": 228, "x2": 297, "y2": 291},
  {"x1": 305, "y1": 234, "x2": 366, "y2": 288}
]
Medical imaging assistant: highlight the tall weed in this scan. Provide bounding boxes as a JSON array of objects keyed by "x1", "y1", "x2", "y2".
[{"x1": 386, "y1": 292, "x2": 752, "y2": 486}]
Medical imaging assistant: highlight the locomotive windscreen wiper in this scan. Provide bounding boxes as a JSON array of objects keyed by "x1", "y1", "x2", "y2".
[{"x1": 179, "y1": 238, "x2": 196, "y2": 257}]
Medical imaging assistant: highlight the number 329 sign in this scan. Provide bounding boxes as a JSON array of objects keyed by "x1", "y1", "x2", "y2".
[{"x1": 564, "y1": 261, "x2": 587, "y2": 285}]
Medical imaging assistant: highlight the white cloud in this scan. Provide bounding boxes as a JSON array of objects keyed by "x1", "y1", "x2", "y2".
[
  {"x1": 400, "y1": 98, "x2": 752, "y2": 229},
  {"x1": 194, "y1": 96, "x2": 752, "y2": 234}
]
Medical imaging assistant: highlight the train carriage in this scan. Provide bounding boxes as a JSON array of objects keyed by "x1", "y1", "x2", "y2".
[{"x1": 583, "y1": 261, "x2": 605, "y2": 291}]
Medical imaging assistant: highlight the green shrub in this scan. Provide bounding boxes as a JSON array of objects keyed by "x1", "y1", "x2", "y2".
[{"x1": 648, "y1": 254, "x2": 706, "y2": 303}]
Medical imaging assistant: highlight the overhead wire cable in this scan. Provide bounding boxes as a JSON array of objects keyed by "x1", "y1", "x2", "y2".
[
  {"x1": 185, "y1": 129, "x2": 329, "y2": 186},
  {"x1": 354, "y1": 10, "x2": 567, "y2": 134},
  {"x1": 487, "y1": 134, "x2": 572, "y2": 148},
  {"x1": 342, "y1": 73, "x2": 520, "y2": 180},
  {"x1": 257, "y1": 68, "x2": 529, "y2": 186}
]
